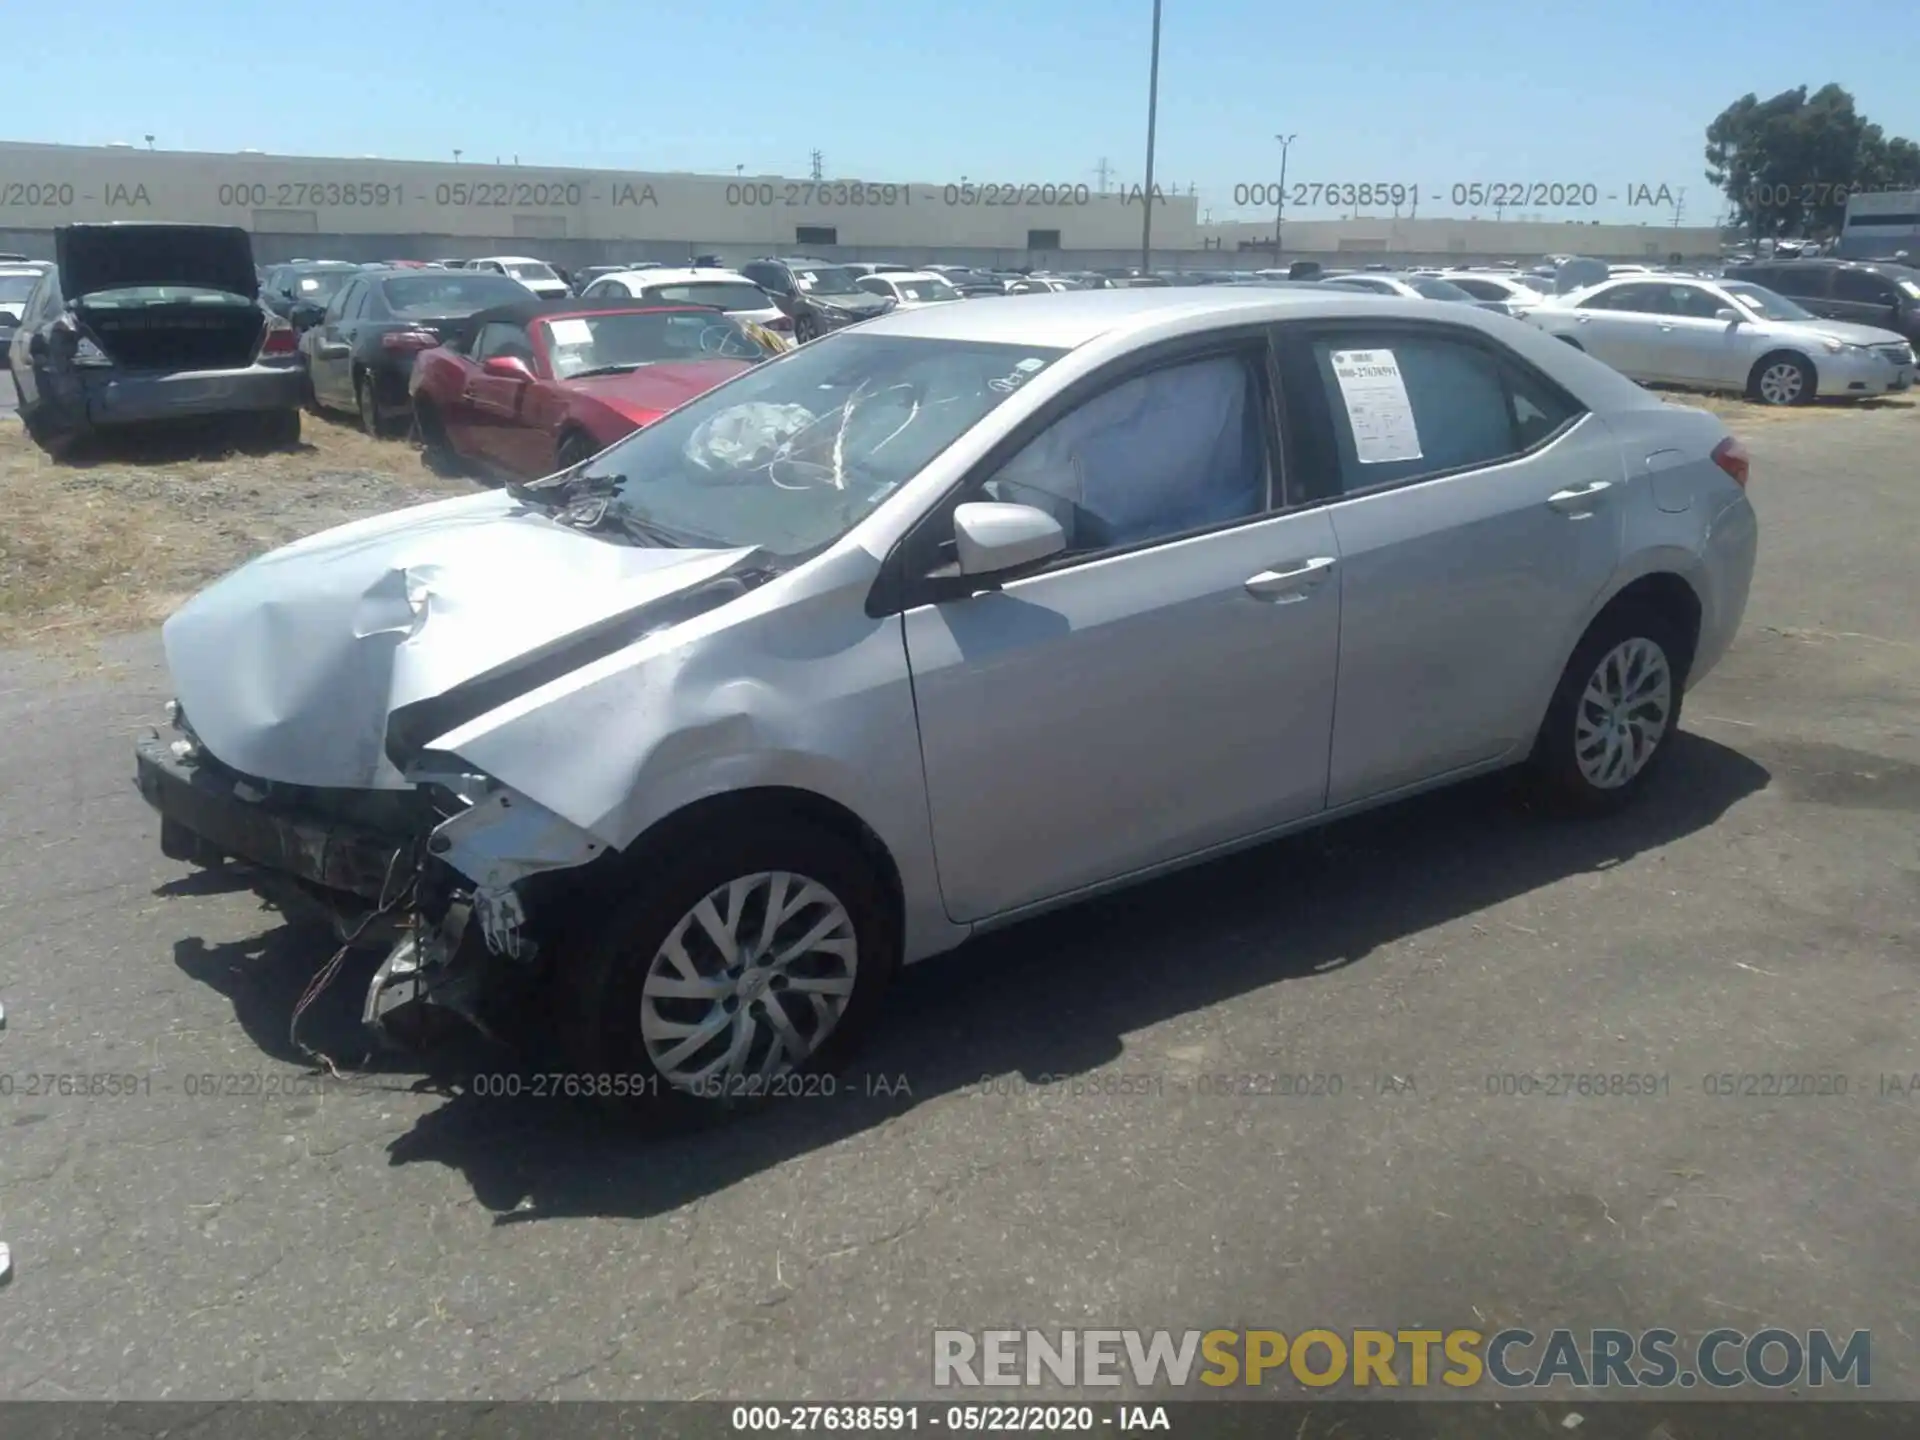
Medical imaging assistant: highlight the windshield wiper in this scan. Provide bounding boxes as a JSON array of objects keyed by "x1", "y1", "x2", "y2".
[
  {"x1": 506, "y1": 464, "x2": 621, "y2": 508},
  {"x1": 567, "y1": 362, "x2": 652, "y2": 379}
]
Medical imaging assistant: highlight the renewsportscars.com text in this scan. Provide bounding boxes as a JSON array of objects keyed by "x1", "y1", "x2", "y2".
[{"x1": 932, "y1": 1327, "x2": 1871, "y2": 1390}]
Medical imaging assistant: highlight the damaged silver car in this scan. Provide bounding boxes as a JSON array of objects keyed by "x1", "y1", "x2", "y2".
[{"x1": 135, "y1": 288, "x2": 1757, "y2": 1118}]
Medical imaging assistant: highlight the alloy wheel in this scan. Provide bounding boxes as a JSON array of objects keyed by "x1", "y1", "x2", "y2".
[
  {"x1": 1573, "y1": 637, "x2": 1673, "y2": 789},
  {"x1": 1757, "y1": 360, "x2": 1805, "y2": 406},
  {"x1": 639, "y1": 871, "x2": 859, "y2": 1091}
]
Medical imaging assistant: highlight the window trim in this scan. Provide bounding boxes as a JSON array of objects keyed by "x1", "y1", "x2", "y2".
[
  {"x1": 866, "y1": 327, "x2": 1289, "y2": 618},
  {"x1": 1832, "y1": 269, "x2": 1899, "y2": 305},
  {"x1": 1270, "y1": 316, "x2": 1588, "y2": 508}
]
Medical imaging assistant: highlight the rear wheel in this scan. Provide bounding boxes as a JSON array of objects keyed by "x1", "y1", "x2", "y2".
[
  {"x1": 793, "y1": 311, "x2": 821, "y2": 344},
  {"x1": 1749, "y1": 352, "x2": 1814, "y2": 407},
  {"x1": 355, "y1": 368, "x2": 397, "y2": 438},
  {"x1": 1527, "y1": 604, "x2": 1687, "y2": 814},
  {"x1": 556, "y1": 818, "x2": 899, "y2": 1126}
]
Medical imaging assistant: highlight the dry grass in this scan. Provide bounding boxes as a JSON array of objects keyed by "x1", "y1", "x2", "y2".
[
  {"x1": 1652, "y1": 386, "x2": 1919, "y2": 430},
  {"x1": 0, "y1": 411, "x2": 474, "y2": 647}
]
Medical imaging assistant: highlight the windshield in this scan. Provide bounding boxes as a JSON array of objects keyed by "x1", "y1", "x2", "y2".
[
  {"x1": 1412, "y1": 277, "x2": 1475, "y2": 302},
  {"x1": 572, "y1": 334, "x2": 1067, "y2": 558},
  {"x1": 381, "y1": 273, "x2": 532, "y2": 313},
  {"x1": 792, "y1": 266, "x2": 859, "y2": 296},
  {"x1": 506, "y1": 262, "x2": 558, "y2": 281},
  {"x1": 0, "y1": 274, "x2": 39, "y2": 304},
  {"x1": 1721, "y1": 282, "x2": 1815, "y2": 322},
  {"x1": 543, "y1": 310, "x2": 765, "y2": 377},
  {"x1": 642, "y1": 281, "x2": 771, "y2": 311},
  {"x1": 896, "y1": 278, "x2": 959, "y2": 302}
]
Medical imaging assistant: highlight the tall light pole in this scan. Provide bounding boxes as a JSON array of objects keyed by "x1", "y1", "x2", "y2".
[
  {"x1": 1273, "y1": 133, "x2": 1296, "y2": 266},
  {"x1": 1139, "y1": 0, "x2": 1163, "y2": 274}
]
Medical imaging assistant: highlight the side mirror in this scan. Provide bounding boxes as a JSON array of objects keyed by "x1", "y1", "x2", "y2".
[
  {"x1": 482, "y1": 355, "x2": 534, "y2": 380},
  {"x1": 952, "y1": 502, "x2": 1066, "y2": 577},
  {"x1": 1714, "y1": 308, "x2": 1742, "y2": 324}
]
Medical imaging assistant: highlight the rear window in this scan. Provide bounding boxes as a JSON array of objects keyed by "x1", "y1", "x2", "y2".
[
  {"x1": 505, "y1": 262, "x2": 558, "y2": 281},
  {"x1": 294, "y1": 270, "x2": 355, "y2": 299},
  {"x1": 0, "y1": 274, "x2": 39, "y2": 303},
  {"x1": 640, "y1": 282, "x2": 770, "y2": 311},
  {"x1": 381, "y1": 274, "x2": 532, "y2": 312}
]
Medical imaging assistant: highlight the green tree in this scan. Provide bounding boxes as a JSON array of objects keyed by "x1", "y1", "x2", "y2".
[{"x1": 1705, "y1": 84, "x2": 1920, "y2": 239}]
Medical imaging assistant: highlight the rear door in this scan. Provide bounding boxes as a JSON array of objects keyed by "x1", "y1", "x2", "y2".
[
  {"x1": 1273, "y1": 320, "x2": 1622, "y2": 806},
  {"x1": 1828, "y1": 268, "x2": 1904, "y2": 332},
  {"x1": 308, "y1": 278, "x2": 362, "y2": 407},
  {"x1": 898, "y1": 335, "x2": 1342, "y2": 922}
]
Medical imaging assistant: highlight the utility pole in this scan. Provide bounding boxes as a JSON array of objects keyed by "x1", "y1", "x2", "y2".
[
  {"x1": 1094, "y1": 157, "x2": 1113, "y2": 194},
  {"x1": 452, "y1": 149, "x2": 463, "y2": 163},
  {"x1": 1673, "y1": 186, "x2": 1687, "y2": 227},
  {"x1": 1273, "y1": 133, "x2": 1296, "y2": 266},
  {"x1": 1139, "y1": 0, "x2": 1163, "y2": 274},
  {"x1": 809, "y1": 150, "x2": 824, "y2": 181}
]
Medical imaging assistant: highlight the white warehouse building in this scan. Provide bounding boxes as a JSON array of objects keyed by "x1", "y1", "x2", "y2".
[{"x1": 0, "y1": 141, "x2": 1724, "y2": 270}]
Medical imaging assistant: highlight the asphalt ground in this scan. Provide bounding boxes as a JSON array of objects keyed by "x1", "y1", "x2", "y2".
[{"x1": 0, "y1": 399, "x2": 1916, "y2": 1405}]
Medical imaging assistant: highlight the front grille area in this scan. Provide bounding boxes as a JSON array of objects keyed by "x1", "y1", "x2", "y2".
[{"x1": 1875, "y1": 342, "x2": 1914, "y2": 366}]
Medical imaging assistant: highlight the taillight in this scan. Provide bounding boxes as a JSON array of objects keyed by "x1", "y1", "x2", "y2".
[
  {"x1": 1711, "y1": 435, "x2": 1749, "y2": 488},
  {"x1": 382, "y1": 329, "x2": 439, "y2": 352},
  {"x1": 259, "y1": 318, "x2": 298, "y2": 357}
]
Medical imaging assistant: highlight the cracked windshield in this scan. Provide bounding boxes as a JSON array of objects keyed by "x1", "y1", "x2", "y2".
[{"x1": 1, "y1": 0, "x2": 1915, "y2": 1426}]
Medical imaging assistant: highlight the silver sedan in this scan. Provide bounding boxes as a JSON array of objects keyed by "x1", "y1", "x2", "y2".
[
  {"x1": 134, "y1": 288, "x2": 1759, "y2": 1120},
  {"x1": 1522, "y1": 275, "x2": 1915, "y2": 404}
]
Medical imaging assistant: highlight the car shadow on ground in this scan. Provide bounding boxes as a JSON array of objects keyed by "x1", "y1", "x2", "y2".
[
  {"x1": 37, "y1": 418, "x2": 313, "y2": 468},
  {"x1": 172, "y1": 733, "x2": 1769, "y2": 1219}
]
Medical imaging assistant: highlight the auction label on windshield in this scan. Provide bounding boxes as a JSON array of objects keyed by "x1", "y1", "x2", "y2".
[{"x1": 1329, "y1": 349, "x2": 1422, "y2": 464}]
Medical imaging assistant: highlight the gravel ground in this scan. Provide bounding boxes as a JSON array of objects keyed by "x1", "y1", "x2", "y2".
[{"x1": 0, "y1": 388, "x2": 1915, "y2": 1411}]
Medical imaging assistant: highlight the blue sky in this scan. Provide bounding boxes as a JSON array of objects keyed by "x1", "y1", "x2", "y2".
[{"x1": 13, "y1": 0, "x2": 1916, "y2": 225}]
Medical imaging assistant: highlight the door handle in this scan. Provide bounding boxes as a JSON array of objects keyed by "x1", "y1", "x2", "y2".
[
  {"x1": 1245, "y1": 556, "x2": 1336, "y2": 601},
  {"x1": 1657, "y1": 323, "x2": 1675, "y2": 331},
  {"x1": 1574, "y1": 314, "x2": 1591, "y2": 322},
  {"x1": 1547, "y1": 480, "x2": 1613, "y2": 514}
]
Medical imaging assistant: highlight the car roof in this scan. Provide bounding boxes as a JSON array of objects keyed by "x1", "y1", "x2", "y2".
[
  {"x1": 470, "y1": 255, "x2": 550, "y2": 265},
  {"x1": 593, "y1": 267, "x2": 758, "y2": 288},
  {"x1": 864, "y1": 270, "x2": 947, "y2": 283},
  {"x1": 853, "y1": 285, "x2": 1526, "y2": 350}
]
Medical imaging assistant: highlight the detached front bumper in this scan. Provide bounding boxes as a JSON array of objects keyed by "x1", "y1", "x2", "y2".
[{"x1": 133, "y1": 729, "x2": 412, "y2": 905}]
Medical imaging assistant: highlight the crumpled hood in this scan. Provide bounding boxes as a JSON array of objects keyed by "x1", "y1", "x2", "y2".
[{"x1": 162, "y1": 488, "x2": 755, "y2": 790}]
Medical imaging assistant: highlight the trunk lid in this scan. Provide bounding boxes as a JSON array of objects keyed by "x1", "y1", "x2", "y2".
[{"x1": 56, "y1": 223, "x2": 259, "y2": 301}]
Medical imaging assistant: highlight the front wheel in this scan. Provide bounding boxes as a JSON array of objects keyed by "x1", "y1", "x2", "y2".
[
  {"x1": 1527, "y1": 605, "x2": 1687, "y2": 813},
  {"x1": 1749, "y1": 353, "x2": 1814, "y2": 407},
  {"x1": 556, "y1": 818, "x2": 899, "y2": 1126},
  {"x1": 793, "y1": 311, "x2": 821, "y2": 344}
]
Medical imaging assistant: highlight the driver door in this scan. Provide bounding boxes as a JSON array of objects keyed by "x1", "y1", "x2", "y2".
[
  {"x1": 1654, "y1": 284, "x2": 1754, "y2": 386},
  {"x1": 450, "y1": 321, "x2": 541, "y2": 475},
  {"x1": 899, "y1": 339, "x2": 1342, "y2": 923}
]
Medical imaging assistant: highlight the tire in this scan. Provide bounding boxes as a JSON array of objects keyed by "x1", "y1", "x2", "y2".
[
  {"x1": 555, "y1": 817, "x2": 900, "y2": 1127},
  {"x1": 793, "y1": 311, "x2": 821, "y2": 344},
  {"x1": 555, "y1": 429, "x2": 600, "y2": 472},
  {"x1": 355, "y1": 368, "x2": 395, "y2": 438},
  {"x1": 1527, "y1": 603, "x2": 1689, "y2": 814},
  {"x1": 300, "y1": 368, "x2": 318, "y2": 411},
  {"x1": 235, "y1": 408, "x2": 301, "y2": 453},
  {"x1": 1748, "y1": 352, "x2": 1815, "y2": 407}
]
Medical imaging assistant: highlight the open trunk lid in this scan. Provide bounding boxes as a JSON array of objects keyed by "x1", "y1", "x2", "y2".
[{"x1": 56, "y1": 223, "x2": 259, "y2": 301}]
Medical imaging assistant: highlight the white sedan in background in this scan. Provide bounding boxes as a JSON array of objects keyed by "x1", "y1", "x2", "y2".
[
  {"x1": 465, "y1": 255, "x2": 571, "y2": 299},
  {"x1": 581, "y1": 267, "x2": 792, "y2": 338},
  {"x1": 1421, "y1": 270, "x2": 1553, "y2": 315},
  {"x1": 1523, "y1": 275, "x2": 1915, "y2": 405},
  {"x1": 854, "y1": 271, "x2": 963, "y2": 308}
]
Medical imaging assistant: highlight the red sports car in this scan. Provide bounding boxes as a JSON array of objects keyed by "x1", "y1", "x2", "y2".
[{"x1": 408, "y1": 298, "x2": 770, "y2": 482}]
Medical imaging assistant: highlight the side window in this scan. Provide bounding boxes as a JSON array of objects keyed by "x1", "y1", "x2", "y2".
[
  {"x1": 1292, "y1": 332, "x2": 1574, "y2": 498},
  {"x1": 326, "y1": 280, "x2": 360, "y2": 322},
  {"x1": 474, "y1": 323, "x2": 534, "y2": 362},
  {"x1": 587, "y1": 280, "x2": 630, "y2": 299},
  {"x1": 976, "y1": 351, "x2": 1269, "y2": 555},
  {"x1": 1770, "y1": 267, "x2": 1828, "y2": 299},
  {"x1": 1834, "y1": 270, "x2": 1897, "y2": 305},
  {"x1": 1671, "y1": 286, "x2": 1731, "y2": 319},
  {"x1": 1592, "y1": 283, "x2": 1669, "y2": 314},
  {"x1": 856, "y1": 276, "x2": 890, "y2": 296}
]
